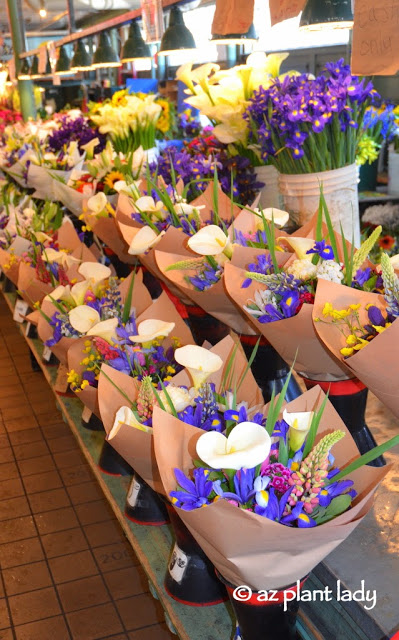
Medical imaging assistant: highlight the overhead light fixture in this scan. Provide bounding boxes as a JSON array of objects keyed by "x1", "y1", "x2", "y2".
[
  {"x1": 158, "y1": 6, "x2": 196, "y2": 57},
  {"x1": 29, "y1": 55, "x2": 41, "y2": 79},
  {"x1": 55, "y1": 45, "x2": 74, "y2": 76},
  {"x1": 211, "y1": 23, "x2": 258, "y2": 45},
  {"x1": 92, "y1": 31, "x2": 121, "y2": 68},
  {"x1": 300, "y1": 0, "x2": 353, "y2": 30},
  {"x1": 121, "y1": 21, "x2": 151, "y2": 63},
  {"x1": 39, "y1": 0, "x2": 47, "y2": 18},
  {"x1": 70, "y1": 40, "x2": 93, "y2": 71},
  {"x1": 18, "y1": 58, "x2": 31, "y2": 80}
]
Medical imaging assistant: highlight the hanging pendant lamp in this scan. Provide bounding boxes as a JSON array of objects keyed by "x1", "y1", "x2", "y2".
[
  {"x1": 300, "y1": 0, "x2": 353, "y2": 30},
  {"x1": 92, "y1": 32, "x2": 121, "y2": 69},
  {"x1": 211, "y1": 23, "x2": 258, "y2": 45},
  {"x1": 158, "y1": 6, "x2": 196, "y2": 57},
  {"x1": 71, "y1": 40, "x2": 93, "y2": 71},
  {"x1": 18, "y1": 58, "x2": 31, "y2": 80},
  {"x1": 55, "y1": 45, "x2": 74, "y2": 76},
  {"x1": 121, "y1": 21, "x2": 151, "y2": 63}
]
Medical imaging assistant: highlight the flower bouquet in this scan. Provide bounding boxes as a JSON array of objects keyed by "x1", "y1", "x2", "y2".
[
  {"x1": 312, "y1": 253, "x2": 399, "y2": 418},
  {"x1": 26, "y1": 141, "x2": 86, "y2": 201},
  {"x1": 89, "y1": 91, "x2": 163, "y2": 155},
  {"x1": 245, "y1": 59, "x2": 378, "y2": 242},
  {"x1": 36, "y1": 255, "x2": 122, "y2": 364},
  {"x1": 153, "y1": 380, "x2": 395, "y2": 638},
  {"x1": 68, "y1": 289, "x2": 191, "y2": 419}
]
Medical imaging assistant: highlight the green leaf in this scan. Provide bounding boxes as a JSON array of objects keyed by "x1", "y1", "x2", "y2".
[
  {"x1": 320, "y1": 188, "x2": 339, "y2": 262},
  {"x1": 122, "y1": 267, "x2": 136, "y2": 325},
  {"x1": 278, "y1": 436, "x2": 289, "y2": 466},
  {"x1": 237, "y1": 338, "x2": 260, "y2": 392},
  {"x1": 315, "y1": 495, "x2": 352, "y2": 524},
  {"x1": 155, "y1": 378, "x2": 178, "y2": 418},
  {"x1": 327, "y1": 435, "x2": 399, "y2": 483},
  {"x1": 302, "y1": 391, "x2": 330, "y2": 458}
]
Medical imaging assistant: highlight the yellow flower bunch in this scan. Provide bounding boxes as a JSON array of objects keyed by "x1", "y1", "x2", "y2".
[
  {"x1": 156, "y1": 98, "x2": 172, "y2": 134},
  {"x1": 356, "y1": 135, "x2": 380, "y2": 166}
]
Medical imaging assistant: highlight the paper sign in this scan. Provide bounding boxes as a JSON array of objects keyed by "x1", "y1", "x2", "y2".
[
  {"x1": 13, "y1": 299, "x2": 29, "y2": 323},
  {"x1": 25, "y1": 321, "x2": 32, "y2": 337},
  {"x1": 42, "y1": 345, "x2": 52, "y2": 362},
  {"x1": 126, "y1": 477, "x2": 142, "y2": 508},
  {"x1": 141, "y1": 0, "x2": 163, "y2": 43},
  {"x1": 9, "y1": 237, "x2": 32, "y2": 257},
  {"x1": 38, "y1": 47, "x2": 47, "y2": 74},
  {"x1": 351, "y1": 0, "x2": 399, "y2": 75},
  {"x1": 212, "y1": 0, "x2": 254, "y2": 35},
  {"x1": 168, "y1": 544, "x2": 188, "y2": 584},
  {"x1": 269, "y1": 0, "x2": 306, "y2": 26},
  {"x1": 55, "y1": 364, "x2": 69, "y2": 393}
]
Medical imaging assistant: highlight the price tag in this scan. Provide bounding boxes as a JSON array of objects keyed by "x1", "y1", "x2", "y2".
[
  {"x1": 13, "y1": 299, "x2": 29, "y2": 323},
  {"x1": 126, "y1": 477, "x2": 142, "y2": 508},
  {"x1": 55, "y1": 364, "x2": 69, "y2": 393},
  {"x1": 168, "y1": 543, "x2": 188, "y2": 584},
  {"x1": 42, "y1": 345, "x2": 52, "y2": 362},
  {"x1": 25, "y1": 321, "x2": 32, "y2": 337}
]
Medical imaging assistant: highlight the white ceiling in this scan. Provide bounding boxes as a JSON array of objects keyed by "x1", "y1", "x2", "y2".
[{"x1": 1, "y1": 0, "x2": 142, "y2": 35}]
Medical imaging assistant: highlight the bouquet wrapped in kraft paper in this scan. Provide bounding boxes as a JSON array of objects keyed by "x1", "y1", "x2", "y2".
[
  {"x1": 153, "y1": 384, "x2": 389, "y2": 591},
  {"x1": 69, "y1": 289, "x2": 192, "y2": 419},
  {"x1": 27, "y1": 157, "x2": 85, "y2": 201},
  {"x1": 98, "y1": 335, "x2": 263, "y2": 493},
  {"x1": 312, "y1": 277, "x2": 399, "y2": 418},
  {"x1": 37, "y1": 254, "x2": 138, "y2": 365}
]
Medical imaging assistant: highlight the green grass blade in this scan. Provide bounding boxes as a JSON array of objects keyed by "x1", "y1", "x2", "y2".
[
  {"x1": 327, "y1": 435, "x2": 399, "y2": 483},
  {"x1": 122, "y1": 267, "x2": 136, "y2": 325}
]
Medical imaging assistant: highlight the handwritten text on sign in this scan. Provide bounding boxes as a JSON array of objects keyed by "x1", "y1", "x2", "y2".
[
  {"x1": 269, "y1": 0, "x2": 306, "y2": 27},
  {"x1": 352, "y1": 0, "x2": 399, "y2": 75}
]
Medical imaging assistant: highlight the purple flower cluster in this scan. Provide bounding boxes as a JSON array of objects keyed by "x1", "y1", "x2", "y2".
[
  {"x1": 245, "y1": 59, "x2": 378, "y2": 171},
  {"x1": 153, "y1": 137, "x2": 263, "y2": 205},
  {"x1": 47, "y1": 116, "x2": 106, "y2": 154}
]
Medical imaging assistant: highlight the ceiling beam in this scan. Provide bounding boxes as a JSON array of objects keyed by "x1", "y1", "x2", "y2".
[{"x1": 18, "y1": 0, "x2": 180, "y2": 58}]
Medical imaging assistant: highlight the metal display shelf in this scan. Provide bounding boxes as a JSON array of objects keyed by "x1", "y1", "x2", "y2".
[{"x1": 2, "y1": 282, "x2": 392, "y2": 640}]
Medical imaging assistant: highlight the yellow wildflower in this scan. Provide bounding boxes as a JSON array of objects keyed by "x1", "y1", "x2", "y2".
[
  {"x1": 322, "y1": 302, "x2": 334, "y2": 317},
  {"x1": 340, "y1": 347, "x2": 354, "y2": 357},
  {"x1": 349, "y1": 304, "x2": 361, "y2": 311},
  {"x1": 346, "y1": 335, "x2": 358, "y2": 346}
]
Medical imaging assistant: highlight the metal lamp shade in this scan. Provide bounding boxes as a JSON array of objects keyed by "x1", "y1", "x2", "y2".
[
  {"x1": 158, "y1": 6, "x2": 196, "y2": 56},
  {"x1": 92, "y1": 32, "x2": 121, "y2": 68},
  {"x1": 30, "y1": 55, "x2": 40, "y2": 79},
  {"x1": 18, "y1": 58, "x2": 31, "y2": 80},
  {"x1": 55, "y1": 46, "x2": 73, "y2": 76},
  {"x1": 71, "y1": 40, "x2": 93, "y2": 71},
  {"x1": 211, "y1": 23, "x2": 258, "y2": 45},
  {"x1": 121, "y1": 22, "x2": 151, "y2": 62},
  {"x1": 300, "y1": 0, "x2": 353, "y2": 30}
]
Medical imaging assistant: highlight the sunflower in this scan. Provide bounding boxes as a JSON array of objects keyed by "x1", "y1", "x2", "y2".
[
  {"x1": 111, "y1": 89, "x2": 128, "y2": 107},
  {"x1": 104, "y1": 170, "x2": 125, "y2": 190},
  {"x1": 156, "y1": 98, "x2": 171, "y2": 133}
]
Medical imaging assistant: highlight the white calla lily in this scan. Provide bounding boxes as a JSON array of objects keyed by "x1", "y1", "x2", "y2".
[
  {"x1": 81, "y1": 137, "x2": 100, "y2": 158},
  {"x1": 110, "y1": 406, "x2": 151, "y2": 435},
  {"x1": 389, "y1": 254, "x2": 399, "y2": 270},
  {"x1": 174, "y1": 202, "x2": 205, "y2": 216},
  {"x1": 128, "y1": 226, "x2": 165, "y2": 255},
  {"x1": 129, "y1": 319, "x2": 175, "y2": 344},
  {"x1": 70, "y1": 280, "x2": 90, "y2": 306},
  {"x1": 44, "y1": 285, "x2": 72, "y2": 304},
  {"x1": 196, "y1": 422, "x2": 271, "y2": 470},
  {"x1": 43, "y1": 248, "x2": 80, "y2": 268},
  {"x1": 35, "y1": 231, "x2": 53, "y2": 243},
  {"x1": 87, "y1": 192, "x2": 107, "y2": 215},
  {"x1": 68, "y1": 305, "x2": 101, "y2": 334},
  {"x1": 277, "y1": 236, "x2": 316, "y2": 260},
  {"x1": 283, "y1": 409, "x2": 314, "y2": 452},
  {"x1": 254, "y1": 208, "x2": 290, "y2": 228},
  {"x1": 159, "y1": 385, "x2": 196, "y2": 414},
  {"x1": 187, "y1": 225, "x2": 232, "y2": 258},
  {"x1": 174, "y1": 345, "x2": 223, "y2": 388},
  {"x1": 78, "y1": 262, "x2": 111, "y2": 291},
  {"x1": 133, "y1": 196, "x2": 165, "y2": 218},
  {"x1": 86, "y1": 317, "x2": 119, "y2": 344}
]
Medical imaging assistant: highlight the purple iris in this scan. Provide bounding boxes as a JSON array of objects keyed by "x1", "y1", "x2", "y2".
[
  {"x1": 213, "y1": 468, "x2": 257, "y2": 505},
  {"x1": 318, "y1": 479, "x2": 356, "y2": 508},
  {"x1": 352, "y1": 267, "x2": 372, "y2": 288},
  {"x1": 171, "y1": 468, "x2": 213, "y2": 510},
  {"x1": 367, "y1": 305, "x2": 386, "y2": 327},
  {"x1": 242, "y1": 254, "x2": 274, "y2": 288},
  {"x1": 280, "y1": 290, "x2": 301, "y2": 317},
  {"x1": 224, "y1": 406, "x2": 265, "y2": 426},
  {"x1": 306, "y1": 240, "x2": 334, "y2": 260}
]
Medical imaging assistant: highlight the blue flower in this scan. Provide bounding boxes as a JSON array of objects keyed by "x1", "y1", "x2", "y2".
[
  {"x1": 318, "y1": 479, "x2": 356, "y2": 508},
  {"x1": 213, "y1": 468, "x2": 257, "y2": 505},
  {"x1": 170, "y1": 468, "x2": 213, "y2": 510},
  {"x1": 306, "y1": 240, "x2": 334, "y2": 260},
  {"x1": 280, "y1": 290, "x2": 301, "y2": 317}
]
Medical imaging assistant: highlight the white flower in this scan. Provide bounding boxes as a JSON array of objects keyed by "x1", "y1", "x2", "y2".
[
  {"x1": 283, "y1": 409, "x2": 314, "y2": 452},
  {"x1": 78, "y1": 262, "x2": 111, "y2": 289},
  {"x1": 389, "y1": 254, "x2": 399, "y2": 270},
  {"x1": 69, "y1": 305, "x2": 101, "y2": 334},
  {"x1": 70, "y1": 280, "x2": 90, "y2": 305},
  {"x1": 174, "y1": 202, "x2": 205, "y2": 217},
  {"x1": 286, "y1": 259, "x2": 318, "y2": 280},
  {"x1": 113, "y1": 180, "x2": 140, "y2": 198},
  {"x1": 133, "y1": 196, "x2": 166, "y2": 219},
  {"x1": 44, "y1": 285, "x2": 74, "y2": 305},
  {"x1": 81, "y1": 138, "x2": 100, "y2": 159},
  {"x1": 129, "y1": 319, "x2": 175, "y2": 344},
  {"x1": 158, "y1": 385, "x2": 196, "y2": 414},
  {"x1": 277, "y1": 237, "x2": 315, "y2": 260},
  {"x1": 86, "y1": 317, "x2": 119, "y2": 344},
  {"x1": 42, "y1": 248, "x2": 80, "y2": 269},
  {"x1": 174, "y1": 345, "x2": 223, "y2": 388},
  {"x1": 110, "y1": 406, "x2": 151, "y2": 435},
  {"x1": 196, "y1": 421, "x2": 271, "y2": 470},
  {"x1": 187, "y1": 225, "x2": 231, "y2": 257},
  {"x1": 128, "y1": 226, "x2": 165, "y2": 255},
  {"x1": 254, "y1": 207, "x2": 289, "y2": 228},
  {"x1": 87, "y1": 192, "x2": 107, "y2": 215},
  {"x1": 316, "y1": 260, "x2": 344, "y2": 284}
]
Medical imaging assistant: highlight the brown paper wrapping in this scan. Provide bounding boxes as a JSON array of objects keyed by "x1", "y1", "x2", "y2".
[
  {"x1": 212, "y1": 0, "x2": 254, "y2": 35},
  {"x1": 57, "y1": 221, "x2": 82, "y2": 251},
  {"x1": 17, "y1": 262, "x2": 53, "y2": 307},
  {"x1": 269, "y1": 0, "x2": 306, "y2": 26},
  {"x1": 98, "y1": 335, "x2": 263, "y2": 493},
  {"x1": 313, "y1": 278, "x2": 399, "y2": 417},
  {"x1": 223, "y1": 262, "x2": 350, "y2": 380},
  {"x1": 0, "y1": 248, "x2": 20, "y2": 285},
  {"x1": 86, "y1": 217, "x2": 137, "y2": 264},
  {"x1": 351, "y1": 0, "x2": 399, "y2": 76},
  {"x1": 153, "y1": 385, "x2": 389, "y2": 591},
  {"x1": 67, "y1": 337, "x2": 100, "y2": 417},
  {"x1": 25, "y1": 310, "x2": 40, "y2": 326}
]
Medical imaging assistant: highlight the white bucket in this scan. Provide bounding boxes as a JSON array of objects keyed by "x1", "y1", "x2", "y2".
[
  {"x1": 254, "y1": 164, "x2": 281, "y2": 210},
  {"x1": 388, "y1": 148, "x2": 399, "y2": 196},
  {"x1": 279, "y1": 163, "x2": 360, "y2": 246},
  {"x1": 145, "y1": 146, "x2": 159, "y2": 165}
]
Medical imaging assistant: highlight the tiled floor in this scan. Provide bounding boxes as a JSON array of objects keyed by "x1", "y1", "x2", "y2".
[{"x1": 0, "y1": 296, "x2": 175, "y2": 640}]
